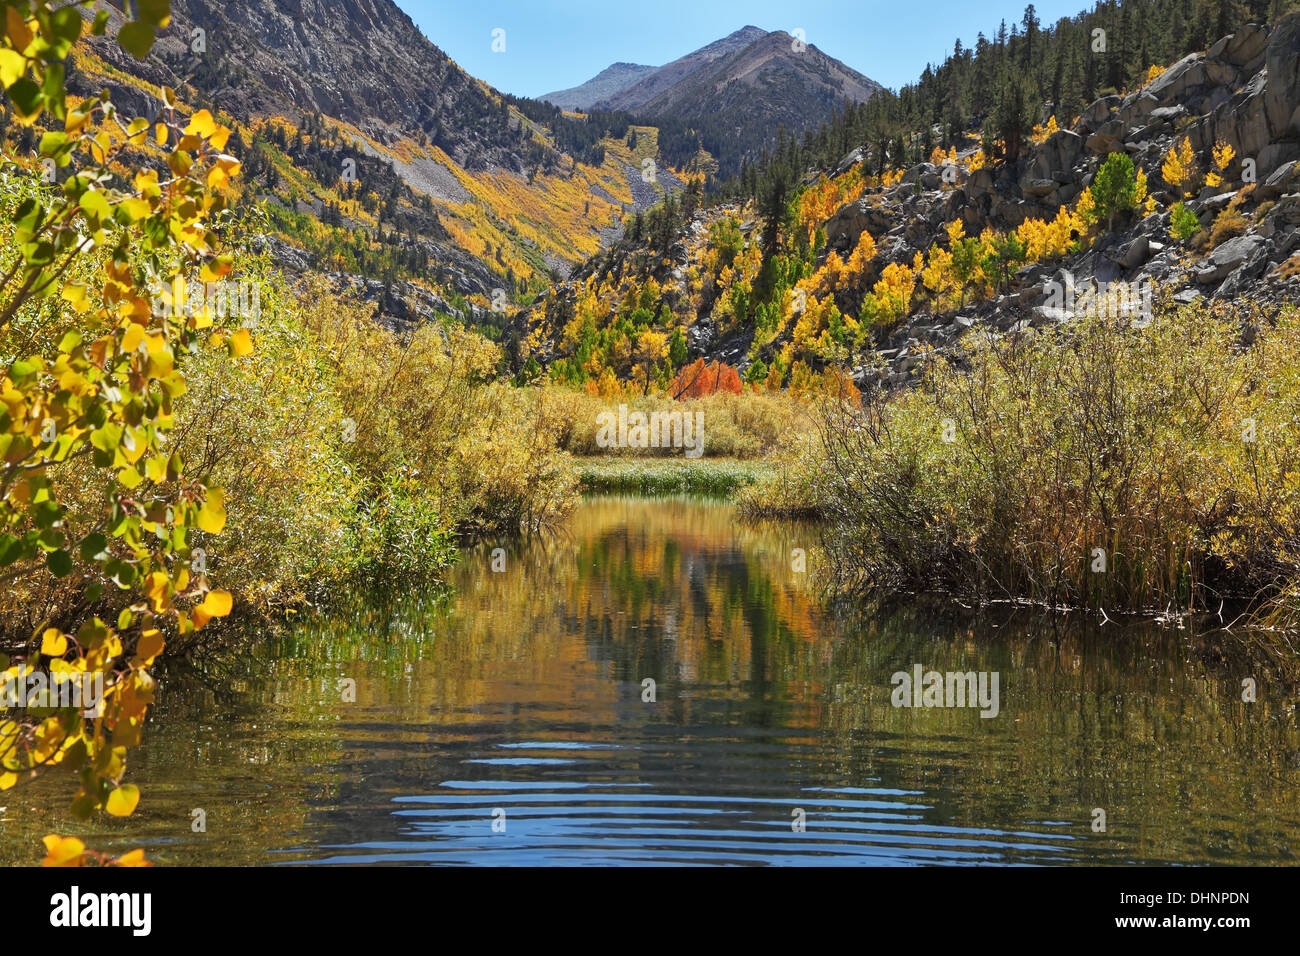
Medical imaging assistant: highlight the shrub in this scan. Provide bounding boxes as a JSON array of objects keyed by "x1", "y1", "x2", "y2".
[
  {"x1": 1088, "y1": 153, "x2": 1141, "y2": 232},
  {"x1": 812, "y1": 298, "x2": 1300, "y2": 614},
  {"x1": 1209, "y1": 209, "x2": 1248, "y2": 247},
  {"x1": 1169, "y1": 202, "x2": 1201, "y2": 242}
]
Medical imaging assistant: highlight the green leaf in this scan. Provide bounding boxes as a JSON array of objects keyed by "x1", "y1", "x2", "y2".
[
  {"x1": 116, "y1": 21, "x2": 156, "y2": 60},
  {"x1": 50, "y1": 7, "x2": 84, "y2": 44},
  {"x1": 80, "y1": 533, "x2": 109, "y2": 562},
  {"x1": 47, "y1": 549, "x2": 72, "y2": 578},
  {"x1": 80, "y1": 188, "x2": 110, "y2": 220},
  {"x1": 136, "y1": 0, "x2": 172, "y2": 29},
  {"x1": 6, "y1": 76, "x2": 42, "y2": 121},
  {"x1": 0, "y1": 534, "x2": 20, "y2": 567},
  {"x1": 33, "y1": 500, "x2": 62, "y2": 529},
  {"x1": 39, "y1": 130, "x2": 68, "y2": 157}
]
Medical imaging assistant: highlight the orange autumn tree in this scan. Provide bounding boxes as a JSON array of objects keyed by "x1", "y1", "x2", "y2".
[
  {"x1": 670, "y1": 359, "x2": 743, "y2": 398},
  {"x1": 2, "y1": 0, "x2": 246, "y2": 865}
]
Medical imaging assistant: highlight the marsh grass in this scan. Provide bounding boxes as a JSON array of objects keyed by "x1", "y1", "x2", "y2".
[{"x1": 576, "y1": 457, "x2": 770, "y2": 496}]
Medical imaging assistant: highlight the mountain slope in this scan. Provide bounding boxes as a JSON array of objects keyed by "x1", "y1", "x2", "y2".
[
  {"x1": 596, "y1": 26, "x2": 770, "y2": 113},
  {"x1": 593, "y1": 26, "x2": 883, "y2": 178},
  {"x1": 85, "y1": 0, "x2": 525, "y2": 173},
  {"x1": 66, "y1": 0, "x2": 683, "y2": 318},
  {"x1": 541, "y1": 63, "x2": 658, "y2": 111},
  {"x1": 635, "y1": 30, "x2": 882, "y2": 120},
  {"x1": 522, "y1": 15, "x2": 1300, "y2": 398}
]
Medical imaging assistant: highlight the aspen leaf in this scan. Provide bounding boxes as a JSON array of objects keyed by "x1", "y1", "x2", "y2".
[
  {"x1": 230, "y1": 328, "x2": 253, "y2": 356},
  {"x1": 105, "y1": 784, "x2": 140, "y2": 817},
  {"x1": 196, "y1": 488, "x2": 226, "y2": 533},
  {"x1": 40, "y1": 629, "x2": 67, "y2": 656},
  {"x1": 135, "y1": 629, "x2": 164, "y2": 665},
  {"x1": 41, "y1": 834, "x2": 86, "y2": 866},
  {"x1": 192, "y1": 589, "x2": 232, "y2": 629}
]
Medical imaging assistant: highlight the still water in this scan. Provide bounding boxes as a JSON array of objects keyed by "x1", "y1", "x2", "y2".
[{"x1": 3, "y1": 495, "x2": 1297, "y2": 865}]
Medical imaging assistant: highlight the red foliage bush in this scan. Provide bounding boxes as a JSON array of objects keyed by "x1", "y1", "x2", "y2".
[{"x1": 670, "y1": 359, "x2": 743, "y2": 398}]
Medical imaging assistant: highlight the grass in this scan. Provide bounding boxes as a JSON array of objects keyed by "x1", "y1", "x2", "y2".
[{"x1": 575, "y1": 457, "x2": 771, "y2": 497}]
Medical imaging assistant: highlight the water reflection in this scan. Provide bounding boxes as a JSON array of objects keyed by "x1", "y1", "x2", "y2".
[{"x1": 2, "y1": 495, "x2": 1296, "y2": 865}]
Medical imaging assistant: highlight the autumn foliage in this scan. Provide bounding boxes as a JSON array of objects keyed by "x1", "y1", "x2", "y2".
[{"x1": 671, "y1": 359, "x2": 743, "y2": 398}]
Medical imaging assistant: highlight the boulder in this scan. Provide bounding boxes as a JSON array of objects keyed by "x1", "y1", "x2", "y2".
[
  {"x1": 1145, "y1": 53, "x2": 1210, "y2": 105},
  {"x1": 1086, "y1": 118, "x2": 1127, "y2": 155},
  {"x1": 1265, "y1": 13, "x2": 1300, "y2": 139},
  {"x1": 1079, "y1": 95, "x2": 1121, "y2": 132},
  {"x1": 1211, "y1": 24, "x2": 1270, "y2": 69},
  {"x1": 833, "y1": 146, "x2": 865, "y2": 178},
  {"x1": 1118, "y1": 91, "x2": 1160, "y2": 125},
  {"x1": 1211, "y1": 71, "x2": 1272, "y2": 162},
  {"x1": 824, "y1": 199, "x2": 892, "y2": 251},
  {"x1": 1024, "y1": 129, "x2": 1084, "y2": 183},
  {"x1": 1022, "y1": 178, "x2": 1058, "y2": 198},
  {"x1": 902, "y1": 162, "x2": 937, "y2": 185},
  {"x1": 1258, "y1": 161, "x2": 1298, "y2": 200},
  {"x1": 1194, "y1": 233, "x2": 1269, "y2": 284},
  {"x1": 1113, "y1": 235, "x2": 1152, "y2": 270},
  {"x1": 965, "y1": 166, "x2": 997, "y2": 199},
  {"x1": 1257, "y1": 143, "x2": 1300, "y2": 182}
]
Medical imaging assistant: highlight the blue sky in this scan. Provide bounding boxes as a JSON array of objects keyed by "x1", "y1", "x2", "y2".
[{"x1": 398, "y1": 0, "x2": 1094, "y2": 99}]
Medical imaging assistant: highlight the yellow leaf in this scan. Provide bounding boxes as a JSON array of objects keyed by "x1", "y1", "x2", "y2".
[
  {"x1": 61, "y1": 283, "x2": 90, "y2": 313},
  {"x1": 202, "y1": 590, "x2": 232, "y2": 617},
  {"x1": 121, "y1": 323, "x2": 144, "y2": 353},
  {"x1": 40, "y1": 629, "x2": 67, "y2": 657},
  {"x1": 196, "y1": 488, "x2": 226, "y2": 534},
  {"x1": 41, "y1": 834, "x2": 86, "y2": 867},
  {"x1": 0, "y1": 48, "x2": 25, "y2": 89},
  {"x1": 113, "y1": 848, "x2": 151, "y2": 867},
  {"x1": 144, "y1": 570, "x2": 171, "y2": 612},
  {"x1": 0, "y1": 771, "x2": 16, "y2": 790},
  {"x1": 135, "y1": 629, "x2": 165, "y2": 666},
  {"x1": 185, "y1": 109, "x2": 216, "y2": 139},
  {"x1": 230, "y1": 328, "x2": 253, "y2": 356},
  {"x1": 105, "y1": 785, "x2": 140, "y2": 817}
]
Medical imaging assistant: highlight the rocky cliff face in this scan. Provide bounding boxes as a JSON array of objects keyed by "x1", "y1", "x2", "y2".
[
  {"x1": 838, "y1": 18, "x2": 1300, "y2": 389},
  {"x1": 83, "y1": 0, "x2": 525, "y2": 172}
]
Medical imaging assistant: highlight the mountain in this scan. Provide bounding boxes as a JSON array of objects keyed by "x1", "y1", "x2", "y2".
[
  {"x1": 67, "y1": 0, "x2": 681, "y2": 322},
  {"x1": 541, "y1": 63, "x2": 658, "y2": 112},
  {"x1": 591, "y1": 26, "x2": 884, "y2": 178},
  {"x1": 595, "y1": 26, "x2": 771, "y2": 113},
  {"x1": 625, "y1": 30, "x2": 882, "y2": 121},
  {"x1": 83, "y1": 0, "x2": 527, "y2": 173},
  {"x1": 524, "y1": 15, "x2": 1300, "y2": 397}
]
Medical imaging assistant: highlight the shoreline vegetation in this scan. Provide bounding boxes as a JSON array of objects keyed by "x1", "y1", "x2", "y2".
[{"x1": 10, "y1": 244, "x2": 1300, "y2": 642}]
